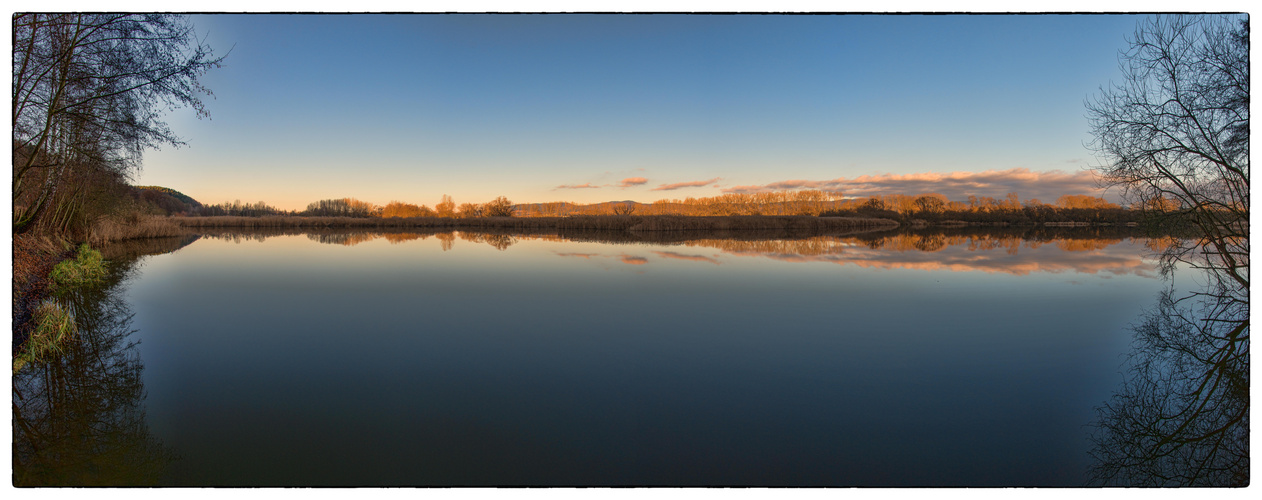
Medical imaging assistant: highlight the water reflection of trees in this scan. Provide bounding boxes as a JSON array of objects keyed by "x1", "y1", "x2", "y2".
[
  {"x1": 665, "y1": 227, "x2": 1160, "y2": 277},
  {"x1": 456, "y1": 231, "x2": 517, "y2": 250},
  {"x1": 305, "y1": 231, "x2": 382, "y2": 246},
  {"x1": 1088, "y1": 230, "x2": 1248, "y2": 485},
  {"x1": 188, "y1": 226, "x2": 1170, "y2": 276},
  {"x1": 13, "y1": 253, "x2": 174, "y2": 486},
  {"x1": 194, "y1": 227, "x2": 519, "y2": 251},
  {"x1": 1088, "y1": 284, "x2": 1248, "y2": 486},
  {"x1": 436, "y1": 231, "x2": 454, "y2": 251}
]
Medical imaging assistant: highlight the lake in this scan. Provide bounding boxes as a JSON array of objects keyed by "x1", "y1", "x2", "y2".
[{"x1": 14, "y1": 227, "x2": 1176, "y2": 486}]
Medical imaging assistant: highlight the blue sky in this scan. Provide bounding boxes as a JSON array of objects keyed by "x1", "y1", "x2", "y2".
[{"x1": 140, "y1": 13, "x2": 1152, "y2": 210}]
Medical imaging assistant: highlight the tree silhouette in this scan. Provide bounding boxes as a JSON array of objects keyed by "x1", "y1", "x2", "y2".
[
  {"x1": 1087, "y1": 14, "x2": 1248, "y2": 291},
  {"x1": 1086, "y1": 15, "x2": 1249, "y2": 486}
]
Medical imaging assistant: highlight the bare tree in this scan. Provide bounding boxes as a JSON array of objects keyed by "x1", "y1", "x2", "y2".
[
  {"x1": 1087, "y1": 14, "x2": 1248, "y2": 291},
  {"x1": 456, "y1": 202, "x2": 482, "y2": 218},
  {"x1": 12, "y1": 14, "x2": 223, "y2": 234},
  {"x1": 611, "y1": 202, "x2": 635, "y2": 215},
  {"x1": 481, "y1": 196, "x2": 515, "y2": 217},
  {"x1": 1086, "y1": 15, "x2": 1248, "y2": 486}
]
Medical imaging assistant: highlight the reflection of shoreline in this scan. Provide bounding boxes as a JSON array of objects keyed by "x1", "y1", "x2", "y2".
[
  {"x1": 13, "y1": 251, "x2": 173, "y2": 485},
  {"x1": 189, "y1": 227, "x2": 1165, "y2": 276},
  {"x1": 1088, "y1": 283, "x2": 1249, "y2": 486}
]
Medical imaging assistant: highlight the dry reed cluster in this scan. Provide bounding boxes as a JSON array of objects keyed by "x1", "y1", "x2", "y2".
[{"x1": 89, "y1": 216, "x2": 186, "y2": 244}]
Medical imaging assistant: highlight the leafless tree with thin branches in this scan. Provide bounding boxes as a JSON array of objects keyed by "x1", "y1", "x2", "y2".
[{"x1": 1086, "y1": 14, "x2": 1248, "y2": 486}]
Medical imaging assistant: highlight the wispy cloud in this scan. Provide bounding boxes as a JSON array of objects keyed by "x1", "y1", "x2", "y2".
[
  {"x1": 722, "y1": 168, "x2": 1106, "y2": 202},
  {"x1": 555, "y1": 182, "x2": 602, "y2": 190},
  {"x1": 651, "y1": 177, "x2": 721, "y2": 191},
  {"x1": 619, "y1": 177, "x2": 649, "y2": 188}
]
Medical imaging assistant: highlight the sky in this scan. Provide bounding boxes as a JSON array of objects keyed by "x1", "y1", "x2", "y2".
[{"x1": 136, "y1": 12, "x2": 1157, "y2": 211}]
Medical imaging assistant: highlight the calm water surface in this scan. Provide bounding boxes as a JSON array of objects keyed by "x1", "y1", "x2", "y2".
[{"x1": 17, "y1": 228, "x2": 1173, "y2": 486}]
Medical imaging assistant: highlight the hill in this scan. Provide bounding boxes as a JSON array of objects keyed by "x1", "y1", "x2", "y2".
[{"x1": 132, "y1": 185, "x2": 202, "y2": 215}]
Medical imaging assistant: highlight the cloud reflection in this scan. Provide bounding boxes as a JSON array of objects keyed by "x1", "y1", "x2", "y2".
[
  {"x1": 652, "y1": 251, "x2": 722, "y2": 265},
  {"x1": 619, "y1": 255, "x2": 649, "y2": 265},
  {"x1": 674, "y1": 233, "x2": 1159, "y2": 277},
  {"x1": 195, "y1": 227, "x2": 1163, "y2": 277}
]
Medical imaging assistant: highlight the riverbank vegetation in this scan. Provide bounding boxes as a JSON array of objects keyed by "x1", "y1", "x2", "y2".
[
  {"x1": 169, "y1": 189, "x2": 1171, "y2": 229},
  {"x1": 13, "y1": 244, "x2": 112, "y2": 373}
]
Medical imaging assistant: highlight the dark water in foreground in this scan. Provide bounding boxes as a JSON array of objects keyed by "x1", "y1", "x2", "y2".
[{"x1": 14, "y1": 228, "x2": 1180, "y2": 486}]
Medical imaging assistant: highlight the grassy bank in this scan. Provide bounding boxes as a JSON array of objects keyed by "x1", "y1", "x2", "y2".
[
  {"x1": 11, "y1": 239, "x2": 107, "y2": 373},
  {"x1": 12, "y1": 215, "x2": 174, "y2": 371},
  {"x1": 12, "y1": 235, "x2": 70, "y2": 360},
  {"x1": 12, "y1": 243, "x2": 111, "y2": 373},
  {"x1": 171, "y1": 214, "x2": 901, "y2": 231}
]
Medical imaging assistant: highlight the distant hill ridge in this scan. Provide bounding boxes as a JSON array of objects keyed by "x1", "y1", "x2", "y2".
[
  {"x1": 131, "y1": 185, "x2": 202, "y2": 215},
  {"x1": 133, "y1": 185, "x2": 201, "y2": 207}
]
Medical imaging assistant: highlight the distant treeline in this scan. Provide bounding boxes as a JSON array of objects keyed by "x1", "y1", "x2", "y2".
[
  {"x1": 140, "y1": 189, "x2": 1184, "y2": 226},
  {"x1": 521, "y1": 191, "x2": 1151, "y2": 226},
  {"x1": 171, "y1": 214, "x2": 899, "y2": 233},
  {"x1": 817, "y1": 193, "x2": 1148, "y2": 226}
]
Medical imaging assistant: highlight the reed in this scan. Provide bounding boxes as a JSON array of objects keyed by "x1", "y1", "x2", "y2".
[
  {"x1": 625, "y1": 215, "x2": 898, "y2": 231},
  {"x1": 89, "y1": 215, "x2": 186, "y2": 244}
]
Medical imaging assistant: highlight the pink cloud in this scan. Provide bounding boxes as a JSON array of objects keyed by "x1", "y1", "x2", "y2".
[
  {"x1": 555, "y1": 182, "x2": 601, "y2": 190},
  {"x1": 619, "y1": 177, "x2": 649, "y2": 188},
  {"x1": 721, "y1": 168, "x2": 1109, "y2": 202},
  {"x1": 651, "y1": 177, "x2": 721, "y2": 191}
]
